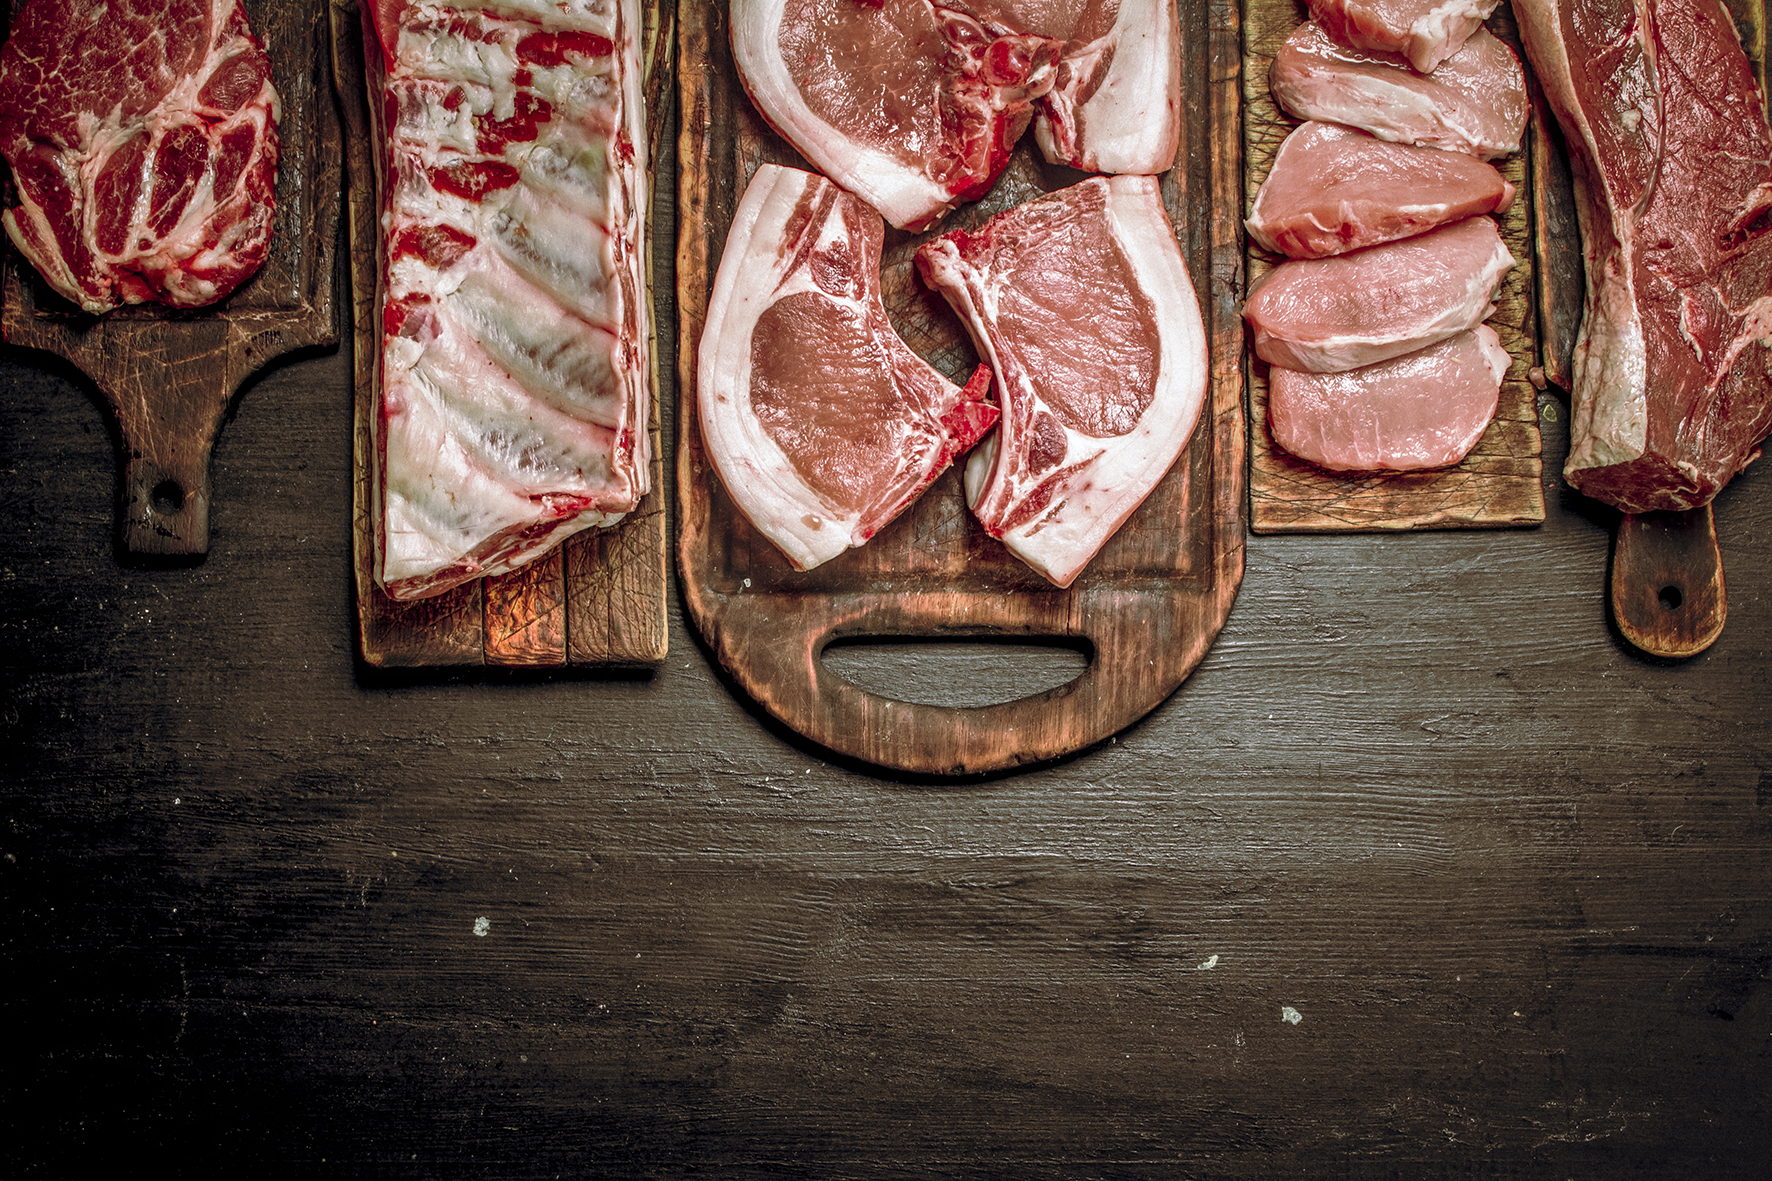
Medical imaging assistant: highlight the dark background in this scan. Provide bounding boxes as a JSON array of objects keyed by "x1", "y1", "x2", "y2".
[{"x1": 5, "y1": 69, "x2": 1772, "y2": 1181}]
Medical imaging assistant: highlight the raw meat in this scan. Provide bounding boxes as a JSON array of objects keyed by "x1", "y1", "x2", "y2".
[
  {"x1": 1514, "y1": 0, "x2": 1772, "y2": 512},
  {"x1": 698, "y1": 164, "x2": 1000, "y2": 572},
  {"x1": 0, "y1": 0, "x2": 279, "y2": 313},
  {"x1": 365, "y1": 0, "x2": 651, "y2": 601},
  {"x1": 730, "y1": 0, "x2": 1180, "y2": 231},
  {"x1": 1269, "y1": 21, "x2": 1527, "y2": 159},
  {"x1": 1309, "y1": 0, "x2": 1500, "y2": 74},
  {"x1": 915, "y1": 175, "x2": 1208, "y2": 588},
  {"x1": 1244, "y1": 215, "x2": 1513, "y2": 373},
  {"x1": 1268, "y1": 324, "x2": 1509, "y2": 470},
  {"x1": 1247, "y1": 121, "x2": 1514, "y2": 259}
]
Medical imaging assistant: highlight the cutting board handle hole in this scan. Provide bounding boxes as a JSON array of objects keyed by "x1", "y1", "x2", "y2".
[
  {"x1": 150, "y1": 480, "x2": 188, "y2": 513},
  {"x1": 1658, "y1": 584, "x2": 1685, "y2": 610},
  {"x1": 822, "y1": 637, "x2": 1091, "y2": 709}
]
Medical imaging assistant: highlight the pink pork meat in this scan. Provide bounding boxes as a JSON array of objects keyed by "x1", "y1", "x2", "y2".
[
  {"x1": 1247, "y1": 120, "x2": 1514, "y2": 259},
  {"x1": 1514, "y1": 0, "x2": 1772, "y2": 512},
  {"x1": 1268, "y1": 324, "x2": 1510, "y2": 471},
  {"x1": 698, "y1": 164, "x2": 999, "y2": 572},
  {"x1": 1244, "y1": 214, "x2": 1513, "y2": 373},
  {"x1": 0, "y1": 0, "x2": 279, "y2": 313},
  {"x1": 730, "y1": 0, "x2": 1180, "y2": 232},
  {"x1": 1309, "y1": 0, "x2": 1501, "y2": 74},
  {"x1": 366, "y1": 0, "x2": 651, "y2": 601},
  {"x1": 916, "y1": 175, "x2": 1209, "y2": 588},
  {"x1": 1269, "y1": 21, "x2": 1527, "y2": 159}
]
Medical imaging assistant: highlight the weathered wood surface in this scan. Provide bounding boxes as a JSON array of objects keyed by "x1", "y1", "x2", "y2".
[
  {"x1": 677, "y1": 0, "x2": 1247, "y2": 775},
  {"x1": 0, "y1": 0, "x2": 339, "y2": 557},
  {"x1": 333, "y1": 0, "x2": 670, "y2": 668},
  {"x1": 1242, "y1": 0, "x2": 1546, "y2": 533}
]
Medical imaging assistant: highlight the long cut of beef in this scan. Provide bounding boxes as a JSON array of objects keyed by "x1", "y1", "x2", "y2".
[{"x1": 364, "y1": 0, "x2": 651, "y2": 601}]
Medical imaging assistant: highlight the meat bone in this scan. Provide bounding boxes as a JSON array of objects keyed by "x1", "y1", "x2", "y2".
[{"x1": 0, "y1": 0, "x2": 340, "y2": 558}]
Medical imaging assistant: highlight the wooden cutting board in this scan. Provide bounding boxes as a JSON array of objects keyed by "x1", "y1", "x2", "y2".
[
  {"x1": 332, "y1": 0, "x2": 670, "y2": 669},
  {"x1": 0, "y1": 0, "x2": 340, "y2": 557},
  {"x1": 676, "y1": 1, "x2": 1248, "y2": 776}
]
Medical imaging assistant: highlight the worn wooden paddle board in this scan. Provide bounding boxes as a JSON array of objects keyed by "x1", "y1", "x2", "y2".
[
  {"x1": 0, "y1": 0, "x2": 340, "y2": 557},
  {"x1": 332, "y1": 0, "x2": 670, "y2": 669},
  {"x1": 677, "y1": 1, "x2": 1248, "y2": 776}
]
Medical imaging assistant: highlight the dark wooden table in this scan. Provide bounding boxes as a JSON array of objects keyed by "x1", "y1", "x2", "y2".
[{"x1": 5, "y1": 58, "x2": 1771, "y2": 1181}]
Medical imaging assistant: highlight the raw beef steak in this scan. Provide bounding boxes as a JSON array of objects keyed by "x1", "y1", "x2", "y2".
[
  {"x1": 916, "y1": 175, "x2": 1208, "y2": 588},
  {"x1": 1247, "y1": 121, "x2": 1514, "y2": 259},
  {"x1": 730, "y1": 0, "x2": 1180, "y2": 231},
  {"x1": 698, "y1": 164, "x2": 999, "y2": 572},
  {"x1": 365, "y1": 0, "x2": 652, "y2": 600},
  {"x1": 1310, "y1": 0, "x2": 1500, "y2": 74},
  {"x1": 1268, "y1": 324, "x2": 1509, "y2": 471},
  {"x1": 0, "y1": 0, "x2": 279, "y2": 313},
  {"x1": 1514, "y1": 0, "x2": 1772, "y2": 512},
  {"x1": 1269, "y1": 21, "x2": 1527, "y2": 159},
  {"x1": 1244, "y1": 215, "x2": 1513, "y2": 373}
]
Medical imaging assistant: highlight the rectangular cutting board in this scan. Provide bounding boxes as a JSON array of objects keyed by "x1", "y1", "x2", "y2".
[
  {"x1": 332, "y1": 0, "x2": 670, "y2": 668},
  {"x1": 676, "y1": 0, "x2": 1249, "y2": 776},
  {"x1": 1242, "y1": 0, "x2": 1549, "y2": 533}
]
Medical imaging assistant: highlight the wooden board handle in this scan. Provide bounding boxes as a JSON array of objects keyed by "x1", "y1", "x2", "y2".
[
  {"x1": 1610, "y1": 506, "x2": 1727, "y2": 658},
  {"x1": 121, "y1": 444, "x2": 211, "y2": 556}
]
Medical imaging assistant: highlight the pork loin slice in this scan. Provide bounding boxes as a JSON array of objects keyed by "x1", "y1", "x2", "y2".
[
  {"x1": 1514, "y1": 0, "x2": 1772, "y2": 512},
  {"x1": 1244, "y1": 215, "x2": 1513, "y2": 373},
  {"x1": 698, "y1": 164, "x2": 999, "y2": 572},
  {"x1": 367, "y1": 0, "x2": 651, "y2": 601},
  {"x1": 1247, "y1": 121, "x2": 1514, "y2": 259},
  {"x1": 0, "y1": 0, "x2": 279, "y2": 312},
  {"x1": 1268, "y1": 324, "x2": 1509, "y2": 471},
  {"x1": 1309, "y1": 0, "x2": 1500, "y2": 74},
  {"x1": 1269, "y1": 21, "x2": 1527, "y2": 159},
  {"x1": 915, "y1": 175, "x2": 1208, "y2": 588}
]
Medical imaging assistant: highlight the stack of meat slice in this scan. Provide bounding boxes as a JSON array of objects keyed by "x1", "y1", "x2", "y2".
[{"x1": 1246, "y1": 4, "x2": 1526, "y2": 472}]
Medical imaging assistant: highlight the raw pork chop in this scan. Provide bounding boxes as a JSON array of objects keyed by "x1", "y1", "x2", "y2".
[
  {"x1": 1514, "y1": 0, "x2": 1772, "y2": 512},
  {"x1": 915, "y1": 175, "x2": 1208, "y2": 588},
  {"x1": 0, "y1": 0, "x2": 279, "y2": 313},
  {"x1": 1247, "y1": 121, "x2": 1514, "y2": 259},
  {"x1": 1268, "y1": 324, "x2": 1509, "y2": 470},
  {"x1": 366, "y1": 0, "x2": 651, "y2": 600},
  {"x1": 730, "y1": 0, "x2": 1180, "y2": 231},
  {"x1": 1310, "y1": 0, "x2": 1500, "y2": 74},
  {"x1": 1269, "y1": 21, "x2": 1527, "y2": 159},
  {"x1": 1244, "y1": 214, "x2": 1513, "y2": 372},
  {"x1": 698, "y1": 164, "x2": 999, "y2": 572}
]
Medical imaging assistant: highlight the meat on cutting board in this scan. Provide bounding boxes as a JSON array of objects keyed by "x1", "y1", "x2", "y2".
[
  {"x1": 1514, "y1": 0, "x2": 1772, "y2": 512},
  {"x1": 365, "y1": 0, "x2": 651, "y2": 601},
  {"x1": 730, "y1": 0, "x2": 1180, "y2": 231},
  {"x1": 915, "y1": 175, "x2": 1208, "y2": 588},
  {"x1": 1309, "y1": 0, "x2": 1500, "y2": 74},
  {"x1": 697, "y1": 164, "x2": 999, "y2": 572},
  {"x1": 1244, "y1": 214, "x2": 1514, "y2": 373},
  {"x1": 0, "y1": 0, "x2": 279, "y2": 313},
  {"x1": 1269, "y1": 21, "x2": 1527, "y2": 159},
  {"x1": 1268, "y1": 323, "x2": 1510, "y2": 471},
  {"x1": 1247, "y1": 120, "x2": 1514, "y2": 259}
]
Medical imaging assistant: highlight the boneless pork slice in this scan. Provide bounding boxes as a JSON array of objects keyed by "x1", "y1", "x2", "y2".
[
  {"x1": 1515, "y1": 0, "x2": 1772, "y2": 512},
  {"x1": 698, "y1": 164, "x2": 999, "y2": 572},
  {"x1": 1310, "y1": 0, "x2": 1501, "y2": 74},
  {"x1": 1244, "y1": 215, "x2": 1513, "y2": 373},
  {"x1": 367, "y1": 0, "x2": 651, "y2": 601},
  {"x1": 1269, "y1": 22, "x2": 1527, "y2": 159},
  {"x1": 1248, "y1": 121, "x2": 1514, "y2": 259},
  {"x1": 0, "y1": 0, "x2": 279, "y2": 312},
  {"x1": 916, "y1": 176, "x2": 1209, "y2": 589},
  {"x1": 1268, "y1": 324, "x2": 1510, "y2": 471}
]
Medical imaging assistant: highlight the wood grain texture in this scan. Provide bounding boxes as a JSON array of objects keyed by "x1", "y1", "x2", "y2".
[
  {"x1": 676, "y1": 0, "x2": 1247, "y2": 776},
  {"x1": 0, "y1": 0, "x2": 340, "y2": 557},
  {"x1": 333, "y1": 0, "x2": 671, "y2": 668},
  {"x1": 1242, "y1": 0, "x2": 1546, "y2": 533}
]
